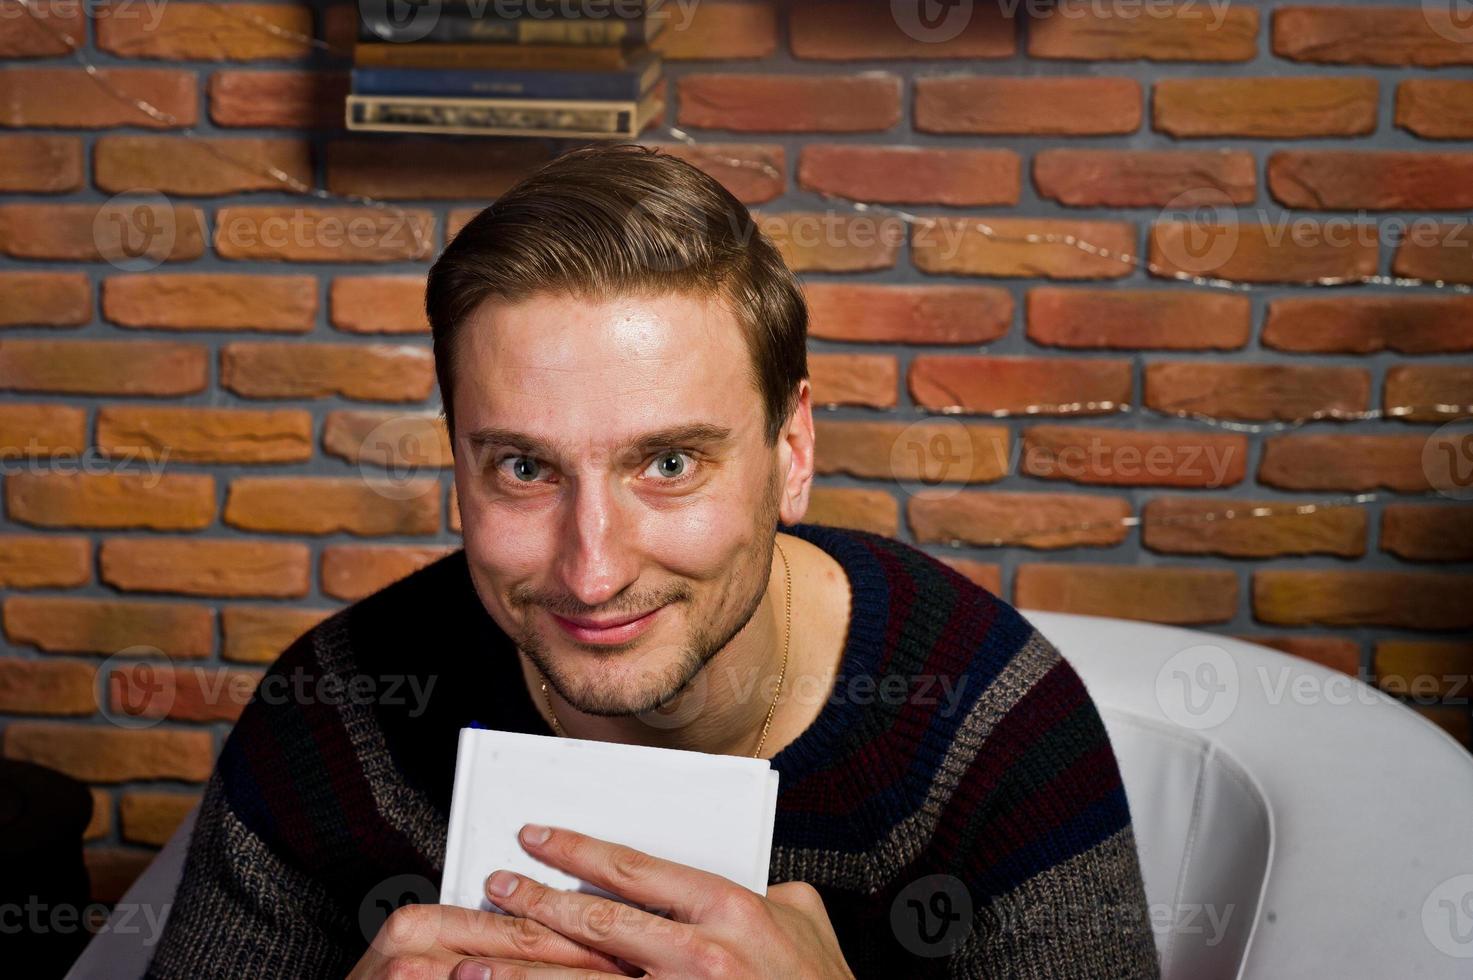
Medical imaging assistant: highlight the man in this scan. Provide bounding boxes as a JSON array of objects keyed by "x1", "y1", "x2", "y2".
[{"x1": 146, "y1": 143, "x2": 1160, "y2": 979}]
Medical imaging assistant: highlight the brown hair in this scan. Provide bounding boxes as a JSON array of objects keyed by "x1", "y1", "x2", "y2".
[{"x1": 424, "y1": 142, "x2": 809, "y2": 448}]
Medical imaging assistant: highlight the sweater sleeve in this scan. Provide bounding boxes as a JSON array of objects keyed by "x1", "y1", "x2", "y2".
[{"x1": 943, "y1": 633, "x2": 1161, "y2": 980}]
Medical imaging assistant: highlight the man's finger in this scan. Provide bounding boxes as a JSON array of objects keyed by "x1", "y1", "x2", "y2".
[
  {"x1": 455, "y1": 957, "x2": 628, "y2": 980},
  {"x1": 374, "y1": 901, "x2": 627, "y2": 974}
]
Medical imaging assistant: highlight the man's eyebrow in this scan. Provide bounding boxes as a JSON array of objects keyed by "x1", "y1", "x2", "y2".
[{"x1": 463, "y1": 422, "x2": 736, "y2": 459}]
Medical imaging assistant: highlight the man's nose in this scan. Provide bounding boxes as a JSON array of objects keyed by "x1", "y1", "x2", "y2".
[{"x1": 554, "y1": 477, "x2": 641, "y2": 610}]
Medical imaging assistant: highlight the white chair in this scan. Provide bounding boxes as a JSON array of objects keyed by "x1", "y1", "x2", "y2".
[{"x1": 68, "y1": 612, "x2": 1473, "y2": 979}]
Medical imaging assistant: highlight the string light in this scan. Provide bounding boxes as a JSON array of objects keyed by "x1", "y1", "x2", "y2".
[{"x1": 11, "y1": 0, "x2": 1471, "y2": 548}]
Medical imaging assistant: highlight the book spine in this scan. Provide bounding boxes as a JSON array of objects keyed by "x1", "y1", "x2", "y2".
[
  {"x1": 359, "y1": 14, "x2": 641, "y2": 46},
  {"x1": 346, "y1": 94, "x2": 638, "y2": 138},
  {"x1": 354, "y1": 41, "x2": 631, "y2": 71},
  {"x1": 352, "y1": 65, "x2": 648, "y2": 101}
]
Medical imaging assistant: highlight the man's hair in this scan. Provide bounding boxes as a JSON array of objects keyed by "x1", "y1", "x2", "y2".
[{"x1": 425, "y1": 142, "x2": 809, "y2": 448}]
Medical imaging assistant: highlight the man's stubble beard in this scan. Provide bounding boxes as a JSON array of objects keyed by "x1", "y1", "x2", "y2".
[{"x1": 519, "y1": 461, "x2": 785, "y2": 719}]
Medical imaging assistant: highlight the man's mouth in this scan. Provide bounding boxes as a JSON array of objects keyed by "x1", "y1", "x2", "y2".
[{"x1": 549, "y1": 605, "x2": 665, "y2": 645}]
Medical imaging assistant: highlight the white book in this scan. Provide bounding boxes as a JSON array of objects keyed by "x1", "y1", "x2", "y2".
[{"x1": 439, "y1": 727, "x2": 781, "y2": 913}]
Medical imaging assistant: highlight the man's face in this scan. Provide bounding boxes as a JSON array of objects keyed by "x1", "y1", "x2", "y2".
[{"x1": 451, "y1": 289, "x2": 792, "y2": 719}]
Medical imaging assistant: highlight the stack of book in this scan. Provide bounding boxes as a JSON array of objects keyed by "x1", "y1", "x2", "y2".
[{"x1": 346, "y1": 1, "x2": 667, "y2": 139}]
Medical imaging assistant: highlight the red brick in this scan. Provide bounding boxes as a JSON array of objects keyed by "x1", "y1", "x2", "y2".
[
  {"x1": 1396, "y1": 80, "x2": 1473, "y2": 140},
  {"x1": 1015, "y1": 563, "x2": 1239, "y2": 625},
  {"x1": 1034, "y1": 149, "x2": 1256, "y2": 207},
  {"x1": 7, "y1": 472, "x2": 215, "y2": 531},
  {"x1": 0, "y1": 67, "x2": 197, "y2": 127},
  {"x1": 96, "y1": 2, "x2": 313, "y2": 60},
  {"x1": 103, "y1": 273, "x2": 317, "y2": 333},
  {"x1": 330, "y1": 276, "x2": 429, "y2": 334},
  {"x1": 98, "y1": 406, "x2": 313, "y2": 465},
  {"x1": 321, "y1": 411, "x2": 452, "y2": 469},
  {"x1": 0, "y1": 403, "x2": 85, "y2": 456},
  {"x1": 85, "y1": 849, "x2": 157, "y2": 904},
  {"x1": 1027, "y1": 288, "x2": 1251, "y2": 350},
  {"x1": 1268, "y1": 151, "x2": 1473, "y2": 211},
  {"x1": 4, "y1": 596, "x2": 213, "y2": 658},
  {"x1": 1031, "y1": 0, "x2": 1258, "y2": 61},
  {"x1": 1022, "y1": 426, "x2": 1248, "y2": 488},
  {"x1": 1144, "y1": 362, "x2": 1370, "y2": 421},
  {"x1": 915, "y1": 76, "x2": 1141, "y2": 135},
  {"x1": 678, "y1": 73, "x2": 902, "y2": 132},
  {"x1": 798, "y1": 146, "x2": 1019, "y2": 206},
  {"x1": 910, "y1": 355, "x2": 1131, "y2": 416},
  {"x1": 1375, "y1": 639, "x2": 1473, "y2": 699},
  {"x1": 914, "y1": 217, "x2": 1135, "y2": 280},
  {"x1": 649, "y1": 143, "x2": 785, "y2": 205},
  {"x1": 215, "y1": 206, "x2": 434, "y2": 263},
  {"x1": 0, "y1": 270, "x2": 90, "y2": 327},
  {"x1": 812, "y1": 420, "x2": 1010, "y2": 485},
  {"x1": 809, "y1": 354, "x2": 897, "y2": 409},
  {"x1": 805, "y1": 283, "x2": 1012, "y2": 345},
  {"x1": 1143, "y1": 495, "x2": 1367, "y2": 558},
  {"x1": 803, "y1": 487, "x2": 897, "y2": 537},
  {"x1": 1149, "y1": 220, "x2": 1379, "y2": 283},
  {"x1": 910, "y1": 492, "x2": 1131, "y2": 550},
  {"x1": 652, "y1": 0, "x2": 776, "y2": 60},
  {"x1": 221, "y1": 606, "x2": 334, "y2": 664},
  {"x1": 224, "y1": 476, "x2": 440, "y2": 536},
  {"x1": 209, "y1": 70, "x2": 350, "y2": 128},
  {"x1": 1154, "y1": 77, "x2": 1377, "y2": 137},
  {"x1": 755, "y1": 210, "x2": 903, "y2": 273},
  {"x1": 95, "y1": 136, "x2": 313, "y2": 196},
  {"x1": 3, "y1": 722, "x2": 214, "y2": 783},
  {"x1": 0, "y1": 0, "x2": 85, "y2": 56},
  {"x1": 1381, "y1": 504, "x2": 1473, "y2": 562},
  {"x1": 1384, "y1": 365, "x2": 1473, "y2": 423},
  {"x1": 0, "y1": 535, "x2": 90, "y2": 588},
  {"x1": 320, "y1": 544, "x2": 455, "y2": 600},
  {"x1": 101, "y1": 538, "x2": 310, "y2": 598},
  {"x1": 1393, "y1": 223, "x2": 1473, "y2": 284},
  {"x1": 220, "y1": 341, "x2": 435, "y2": 402},
  {"x1": 1258, "y1": 434, "x2": 1436, "y2": 492},
  {"x1": 1254, "y1": 569, "x2": 1473, "y2": 630},
  {"x1": 109, "y1": 663, "x2": 262, "y2": 723},
  {"x1": 85, "y1": 788, "x2": 111, "y2": 841},
  {"x1": 326, "y1": 139, "x2": 550, "y2": 200},
  {"x1": 1263, "y1": 295, "x2": 1473, "y2": 354},
  {"x1": 790, "y1": 0, "x2": 1014, "y2": 59},
  {"x1": 120, "y1": 792, "x2": 201, "y2": 846},
  {"x1": 1272, "y1": 6, "x2": 1473, "y2": 66},
  {"x1": 0, "y1": 339, "x2": 206, "y2": 395},
  {"x1": 0, "y1": 202, "x2": 206, "y2": 263},
  {"x1": 0, "y1": 134, "x2": 83, "y2": 192},
  {"x1": 0, "y1": 658, "x2": 95, "y2": 715}
]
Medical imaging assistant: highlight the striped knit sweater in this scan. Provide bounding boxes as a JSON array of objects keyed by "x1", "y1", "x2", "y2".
[{"x1": 146, "y1": 522, "x2": 1160, "y2": 979}]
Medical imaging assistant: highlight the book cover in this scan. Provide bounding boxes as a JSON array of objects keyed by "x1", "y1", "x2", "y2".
[
  {"x1": 344, "y1": 80, "x2": 665, "y2": 139},
  {"x1": 354, "y1": 40, "x2": 642, "y2": 71},
  {"x1": 359, "y1": 8, "x2": 666, "y2": 46},
  {"x1": 351, "y1": 49, "x2": 661, "y2": 100}
]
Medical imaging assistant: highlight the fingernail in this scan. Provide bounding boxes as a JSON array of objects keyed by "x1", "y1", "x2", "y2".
[
  {"x1": 487, "y1": 870, "x2": 519, "y2": 898},
  {"x1": 456, "y1": 964, "x2": 491, "y2": 980},
  {"x1": 521, "y1": 823, "x2": 551, "y2": 845}
]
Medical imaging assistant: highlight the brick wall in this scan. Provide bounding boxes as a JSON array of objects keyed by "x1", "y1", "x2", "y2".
[{"x1": 1, "y1": 0, "x2": 1471, "y2": 903}]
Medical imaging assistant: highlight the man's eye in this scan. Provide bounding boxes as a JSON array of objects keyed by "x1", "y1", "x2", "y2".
[
  {"x1": 497, "y1": 455, "x2": 548, "y2": 484},
  {"x1": 644, "y1": 451, "x2": 695, "y2": 482}
]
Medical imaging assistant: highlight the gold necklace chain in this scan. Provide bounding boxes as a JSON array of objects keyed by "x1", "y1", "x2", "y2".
[{"x1": 540, "y1": 538, "x2": 792, "y2": 760}]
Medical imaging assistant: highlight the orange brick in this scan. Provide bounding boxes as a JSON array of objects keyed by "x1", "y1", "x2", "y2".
[
  {"x1": 916, "y1": 76, "x2": 1141, "y2": 135},
  {"x1": 1381, "y1": 504, "x2": 1473, "y2": 562},
  {"x1": 101, "y1": 538, "x2": 310, "y2": 598},
  {"x1": 120, "y1": 791, "x2": 201, "y2": 847},
  {"x1": 109, "y1": 663, "x2": 262, "y2": 723},
  {"x1": 0, "y1": 535, "x2": 90, "y2": 588},
  {"x1": 790, "y1": 0, "x2": 1014, "y2": 59},
  {"x1": 0, "y1": 202, "x2": 205, "y2": 263},
  {"x1": 3, "y1": 722, "x2": 214, "y2": 782},
  {"x1": 678, "y1": 73, "x2": 902, "y2": 132},
  {"x1": 755, "y1": 210, "x2": 903, "y2": 273},
  {"x1": 1030, "y1": 0, "x2": 1258, "y2": 61},
  {"x1": 97, "y1": 406, "x2": 313, "y2": 464},
  {"x1": 910, "y1": 492, "x2": 1131, "y2": 550},
  {"x1": 914, "y1": 217, "x2": 1135, "y2": 280},
  {"x1": 329, "y1": 275, "x2": 429, "y2": 334},
  {"x1": 649, "y1": 143, "x2": 785, "y2": 204},
  {"x1": 1272, "y1": 5, "x2": 1473, "y2": 66},
  {"x1": 6, "y1": 472, "x2": 215, "y2": 531},
  {"x1": 1149, "y1": 220, "x2": 1379, "y2": 283},
  {"x1": 95, "y1": 135, "x2": 313, "y2": 196},
  {"x1": 1015, "y1": 564, "x2": 1239, "y2": 625},
  {"x1": 936, "y1": 558, "x2": 1002, "y2": 596},
  {"x1": 220, "y1": 341, "x2": 435, "y2": 402},
  {"x1": 0, "y1": 0, "x2": 85, "y2": 56},
  {"x1": 224, "y1": 476, "x2": 440, "y2": 536},
  {"x1": 1384, "y1": 364, "x2": 1473, "y2": 423},
  {"x1": 1022, "y1": 426, "x2": 1248, "y2": 488},
  {"x1": 1263, "y1": 295, "x2": 1473, "y2": 354},
  {"x1": 1027, "y1": 288, "x2": 1251, "y2": 350},
  {"x1": 320, "y1": 544, "x2": 455, "y2": 601},
  {"x1": 221, "y1": 605, "x2": 334, "y2": 664},
  {"x1": 0, "y1": 658, "x2": 95, "y2": 715},
  {"x1": 321, "y1": 411, "x2": 452, "y2": 469},
  {"x1": 813, "y1": 419, "x2": 1009, "y2": 485},
  {"x1": 809, "y1": 354, "x2": 896, "y2": 409},
  {"x1": 803, "y1": 487, "x2": 897, "y2": 537},
  {"x1": 0, "y1": 66, "x2": 197, "y2": 128},
  {"x1": 209, "y1": 70, "x2": 350, "y2": 128},
  {"x1": 85, "y1": 788, "x2": 112, "y2": 841},
  {"x1": 1396, "y1": 80, "x2": 1473, "y2": 139},
  {"x1": 1375, "y1": 639, "x2": 1473, "y2": 700},
  {"x1": 1034, "y1": 149, "x2": 1256, "y2": 207},
  {"x1": 0, "y1": 134, "x2": 83, "y2": 192},
  {"x1": 805, "y1": 283, "x2": 1011, "y2": 346},
  {"x1": 0, "y1": 270, "x2": 91, "y2": 327},
  {"x1": 1259, "y1": 434, "x2": 1440, "y2": 492},
  {"x1": 215, "y1": 206, "x2": 434, "y2": 263},
  {"x1": 1393, "y1": 222, "x2": 1473, "y2": 284},
  {"x1": 103, "y1": 273, "x2": 316, "y2": 333},
  {"x1": 96, "y1": 2, "x2": 313, "y2": 59},
  {"x1": 326, "y1": 139, "x2": 550, "y2": 200},
  {"x1": 1268, "y1": 151, "x2": 1473, "y2": 211},
  {"x1": 1142, "y1": 495, "x2": 1367, "y2": 558},
  {"x1": 4, "y1": 596, "x2": 214, "y2": 658},
  {"x1": 1144, "y1": 362, "x2": 1370, "y2": 421},
  {"x1": 0, "y1": 339, "x2": 206, "y2": 395},
  {"x1": 0, "y1": 403, "x2": 86, "y2": 456},
  {"x1": 911, "y1": 354, "x2": 1131, "y2": 416},
  {"x1": 1254, "y1": 570, "x2": 1473, "y2": 630},
  {"x1": 652, "y1": 0, "x2": 776, "y2": 60},
  {"x1": 1154, "y1": 77, "x2": 1377, "y2": 137},
  {"x1": 798, "y1": 146, "x2": 1019, "y2": 206}
]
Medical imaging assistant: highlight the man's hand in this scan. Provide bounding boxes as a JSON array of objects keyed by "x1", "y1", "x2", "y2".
[{"x1": 451, "y1": 823, "x2": 855, "y2": 979}]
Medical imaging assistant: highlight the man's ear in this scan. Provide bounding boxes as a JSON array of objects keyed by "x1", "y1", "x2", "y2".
[{"x1": 777, "y1": 379, "x2": 816, "y2": 527}]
